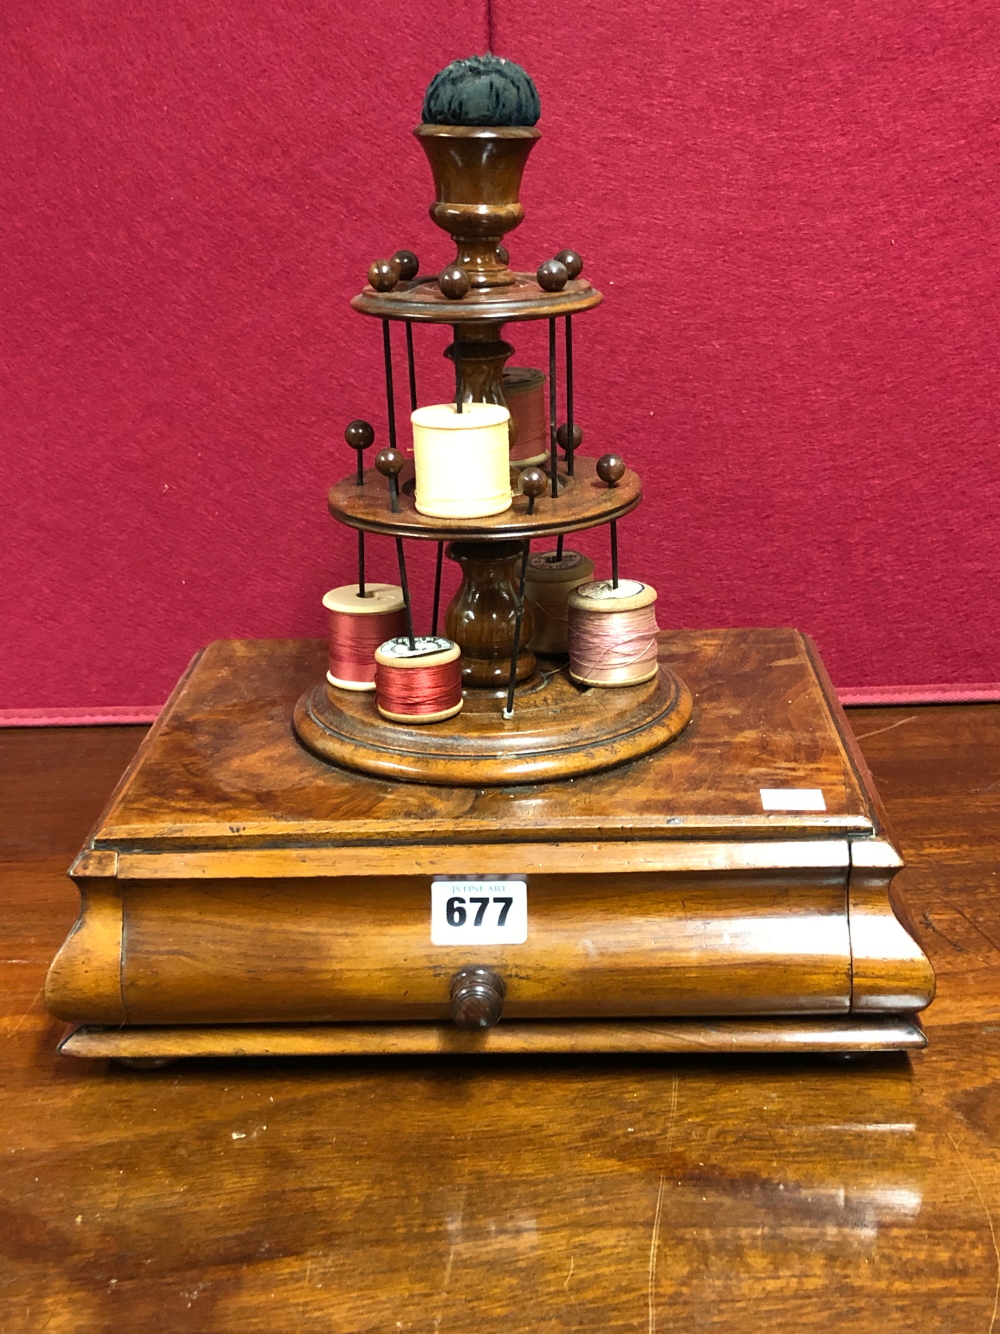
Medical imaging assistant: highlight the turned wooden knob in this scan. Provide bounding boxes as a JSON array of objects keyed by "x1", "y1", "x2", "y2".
[
  {"x1": 496, "y1": 244, "x2": 510, "y2": 266},
  {"x1": 375, "y1": 447, "x2": 405, "y2": 478},
  {"x1": 391, "y1": 249, "x2": 419, "y2": 281},
  {"x1": 450, "y1": 966, "x2": 506, "y2": 1030},
  {"x1": 438, "y1": 265, "x2": 472, "y2": 300},
  {"x1": 556, "y1": 423, "x2": 583, "y2": 452},
  {"x1": 368, "y1": 258, "x2": 401, "y2": 292},
  {"x1": 555, "y1": 249, "x2": 583, "y2": 279},
  {"x1": 597, "y1": 453, "x2": 626, "y2": 487},
  {"x1": 537, "y1": 259, "x2": 569, "y2": 292}
]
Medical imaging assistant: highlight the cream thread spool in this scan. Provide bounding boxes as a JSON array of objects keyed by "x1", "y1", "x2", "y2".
[
  {"x1": 503, "y1": 367, "x2": 548, "y2": 466},
  {"x1": 374, "y1": 635, "x2": 464, "y2": 723},
  {"x1": 567, "y1": 579, "x2": 660, "y2": 687},
  {"x1": 323, "y1": 583, "x2": 406, "y2": 691},
  {"x1": 411, "y1": 402, "x2": 512, "y2": 519},
  {"x1": 524, "y1": 550, "x2": 595, "y2": 655}
]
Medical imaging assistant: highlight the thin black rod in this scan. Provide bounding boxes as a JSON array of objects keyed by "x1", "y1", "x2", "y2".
[
  {"x1": 355, "y1": 451, "x2": 364, "y2": 487},
  {"x1": 610, "y1": 519, "x2": 619, "y2": 590},
  {"x1": 453, "y1": 325, "x2": 463, "y2": 413},
  {"x1": 388, "y1": 472, "x2": 400, "y2": 514},
  {"x1": 555, "y1": 534, "x2": 565, "y2": 561},
  {"x1": 503, "y1": 539, "x2": 531, "y2": 718},
  {"x1": 357, "y1": 530, "x2": 366, "y2": 598},
  {"x1": 431, "y1": 541, "x2": 444, "y2": 635},
  {"x1": 564, "y1": 315, "x2": 575, "y2": 476},
  {"x1": 395, "y1": 536, "x2": 416, "y2": 650},
  {"x1": 548, "y1": 317, "x2": 558, "y2": 497},
  {"x1": 382, "y1": 320, "x2": 398, "y2": 451},
  {"x1": 405, "y1": 322, "x2": 418, "y2": 412}
]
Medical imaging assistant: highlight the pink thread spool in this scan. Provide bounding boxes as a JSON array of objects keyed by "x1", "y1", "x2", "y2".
[
  {"x1": 323, "y1": 584, "x2": 407, "y2": 691},
  {"x1": 567, "y1": 579, "x2": 659, "y2": 687},
  {"x1": 503, "y1": 367, "x2": 548, "y2": 465}
]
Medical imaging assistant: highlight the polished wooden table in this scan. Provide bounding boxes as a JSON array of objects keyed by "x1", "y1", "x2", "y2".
[{"x1": 3, "y1": 704, "x2": 998, "y2": 1332}]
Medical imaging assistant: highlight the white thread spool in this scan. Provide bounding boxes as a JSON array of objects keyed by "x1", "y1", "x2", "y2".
[
  {"x1": 411, "y1": 403, "x2": 512, "y2": 518},
  {"x1": 503, "y1": 367, "x2": 548, "y2": 465},
  {"x1": 374, "y1": 636, "x2": 464, "y2": 723},
  {"x1": 323, "y1": 583, "x2": 406, "y2": 691},
  {"x1": 524, "y1": 551, "x2": 595, "y2": 655},
  {"x1": 567, "y1": 579, "x2": 660, "y2": 687}
]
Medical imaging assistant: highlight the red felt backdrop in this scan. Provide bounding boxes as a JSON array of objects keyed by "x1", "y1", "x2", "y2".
[{"x1": 2, "y1": 0, "x2": 997, "y2": 712}]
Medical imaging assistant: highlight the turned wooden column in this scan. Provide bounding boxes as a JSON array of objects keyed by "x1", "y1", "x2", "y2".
[
  {"x1": 445, "y1": 540, "x2": 535, "y2": 687},
  {"x1": 446, "y1": 324, "x2": 518, "y2": 449}
]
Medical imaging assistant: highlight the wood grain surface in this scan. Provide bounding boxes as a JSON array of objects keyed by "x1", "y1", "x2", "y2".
[{"x1": 3, "y1": 705, "x2": 999, "y2": 1331}]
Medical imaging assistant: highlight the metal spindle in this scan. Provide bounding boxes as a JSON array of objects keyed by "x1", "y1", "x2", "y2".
[
  {"x1": 610, "y1": 520, "x2": 619, "y2": 590},
  {"x1": 405, "y1": 323, "x2": 418, "y2": 413},
  {"x1": 382, "y1": 320, "x2": 397, "y2": 450},
  {"x1": 453, "y1": 325, "x2": 463, "y2": 413},
  {"x1": 548, "y1": 317, "x2": 558, "y2": 497},
  {"x1": 564, "y1": 316, "x2": 575, "y2": 476},
  {"x1": 431, "y1": 541, "x2": 444, "y2": 636},
  {"x1": 395, "y1": 537, "x2": 416, "y2": 650}
]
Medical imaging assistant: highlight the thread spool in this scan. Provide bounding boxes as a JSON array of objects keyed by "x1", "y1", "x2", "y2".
[
  {"x1": 375, "y1": 636, "x2": 464, "y2": 723},
  {"x1": 503, "y1": 367, "x2": 548, "y2": 465},
  {"x1": 323, "y1": 584, "x2": 407, "y2": 690},
  {"x1": 411, "y1": 403, "x2": 512, "y2": 519},
  {"x1": 567, "y1": 579, "x2": 660, "y2": 687},
  {"x1": 524, "y1": 550, "x2": 595, "y2": 655}
]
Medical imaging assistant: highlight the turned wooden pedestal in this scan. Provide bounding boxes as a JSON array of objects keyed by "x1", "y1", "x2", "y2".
[{"x1": 46, "y1": 629, "x2": 935, "y2": 1059}]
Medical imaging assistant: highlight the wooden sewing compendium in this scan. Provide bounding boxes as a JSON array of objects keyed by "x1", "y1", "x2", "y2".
[{"x1": 46, "y1": 57, "x2": 934, "y2": 1062}]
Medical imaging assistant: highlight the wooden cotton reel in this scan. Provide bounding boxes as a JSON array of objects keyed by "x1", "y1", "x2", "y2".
[
  {"x1": 411, "y1": 403, "x2": 512, "y2": 519},
  {"x1": 503, "y1": 367, "x2": 548, "y2": 466},
  {"x1": 323, "y1": 583, "x2": 406, "y2": 691},
  {"x1": 374, "y1": 636, "x2": 464, "y2": 724},
  {"x1": 525, "y1": 551, "x2": 595, "y2": 655},
  {"x1": 567, "y1": 579, "x2": 660, "y2": 687}
]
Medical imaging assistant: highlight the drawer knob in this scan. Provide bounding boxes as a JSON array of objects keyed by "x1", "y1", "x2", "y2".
[{"x1": 450, "y1": 966, "x2": 505, "y2": 1030}]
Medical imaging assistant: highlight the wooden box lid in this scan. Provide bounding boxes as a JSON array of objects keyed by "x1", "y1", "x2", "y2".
[{"x1": 83, "y1": 629, "x2": 881, "y2": 859}]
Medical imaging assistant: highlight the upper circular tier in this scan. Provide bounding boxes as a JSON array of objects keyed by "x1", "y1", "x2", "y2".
[
  {"x1": 329, "y1": 455, "x2": 641, "y2": 541},
  {"x1": 351, "y1": 273, "x2": 602, "y2": 324}
]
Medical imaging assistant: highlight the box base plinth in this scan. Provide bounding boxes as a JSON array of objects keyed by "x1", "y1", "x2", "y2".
[
  {"x1": 45, "y1": 632, "x2": 935, "y2": 1059},
  {"x1": 58, "y1": 1015, "x2": 927, "y2": 1062}
]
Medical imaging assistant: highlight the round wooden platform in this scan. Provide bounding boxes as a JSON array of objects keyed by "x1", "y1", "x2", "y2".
[
  {"x1": 350, "y1": 273, "x2": 603, "y2": 324},
  {"x1": 328, "y1": 455, "x2": 641, "y2": 542},
  {"x1": 293, "y1": 661, "x2": 693, "y2": 786}
]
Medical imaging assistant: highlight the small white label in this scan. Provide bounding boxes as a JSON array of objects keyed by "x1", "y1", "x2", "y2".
[
  {"x1": 431, "y1": 879, "x2": 528, "y2": 945},
  {"x1": 760, "y1": 788, "x2": 827, "y2": 811}
]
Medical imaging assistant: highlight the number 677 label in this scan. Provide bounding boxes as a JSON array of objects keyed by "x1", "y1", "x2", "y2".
[{"x1": 430, "y1": 879, "x2": 528, "y2": 946}]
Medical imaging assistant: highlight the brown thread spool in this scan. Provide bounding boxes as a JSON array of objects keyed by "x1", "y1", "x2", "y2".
[
  {"x1": 567, "y1": 579, "x2": 660, "y2": 687},
  {"x1": 524, "y1": 551, "x2": 595, "y2": 655},
  {"x1": 374, "y1": 636, "x2": 464, "y2": 723},
  {"x1": 503, "y1": 367, "x2": 549, "y2": 466},
  {"x1": 323, "y1": 584, "x2": 407, "y2": 691}
]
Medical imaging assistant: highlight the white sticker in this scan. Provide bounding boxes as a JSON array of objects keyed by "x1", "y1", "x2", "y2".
[
  {"x1": 431, "y1": 879, "x2": 528, "y2": 946},
  {"x1": 760, "y1": 788, "x2": 827, "y2": 811}
]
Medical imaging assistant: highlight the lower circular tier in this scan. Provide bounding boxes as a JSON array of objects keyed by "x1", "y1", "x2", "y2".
[{"x1": 293, "y1": 660, "x2": 693, "y2": 786}]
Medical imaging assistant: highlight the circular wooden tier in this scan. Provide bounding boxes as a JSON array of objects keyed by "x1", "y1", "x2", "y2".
[
  {"x1": 329, "y1": 456, "x2": 641, "y2": 542},
  {"x1": 294, "y1": 660, "x2": 693, "y2": 786},
  {"x1": 351, "y1": 274, "x2": 602, "y2": 324}
]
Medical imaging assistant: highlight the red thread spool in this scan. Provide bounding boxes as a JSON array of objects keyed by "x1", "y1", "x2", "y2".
[
  {"x1": 323, "y1": 584, "x2": 407, "y2": 691},
  {"x1": 503, "y1": 367, "x2": 548, "y2": 465},
  {"x1": 374, "y1": 637, "x2": 464, "y2": 724},
  {"x1": 567, "y1": 580, "x2": 660, "y2": 687}
]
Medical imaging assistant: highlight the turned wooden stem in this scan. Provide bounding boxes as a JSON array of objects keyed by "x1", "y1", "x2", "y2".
[{"x1": 445, "y1": 540, "x2": 536, "y2": 687}]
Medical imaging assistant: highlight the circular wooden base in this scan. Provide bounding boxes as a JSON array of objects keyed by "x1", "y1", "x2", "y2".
[{"x1": 293, "y1": 661, "x2": 693, "y2": 786}]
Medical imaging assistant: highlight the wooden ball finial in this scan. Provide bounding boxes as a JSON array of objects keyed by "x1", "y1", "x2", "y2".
[
  {"x1": 554, "y1": 249, "x2": 583, "y2": 280},
  {"x1": 537, "y1": 259, "x2": 569, "y2": 293},
  {"x1": 375, "y1": 447, "x2": 405, "y2": 478},
  {"x1": 391, "y1": 249, "x2": 419, "y2": 281},
  {"x1": 345, "y1": 419, "x2": 375, "y2": 452},
  {"x1": 556, "y1": 423, "x2": 583, "y2": 452},
  {"x1": 520, "y1": 466, "x2": 548, "y2": 500},
  {"x1": 368, "y1": 258, "x2": 401, "y2": 292},
  {"x1": 438, "y1": 265, "x2": 471, "y2": 300},
  {"x1": 596, "y1": 453, "x2": 626, "y2": 487}
]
